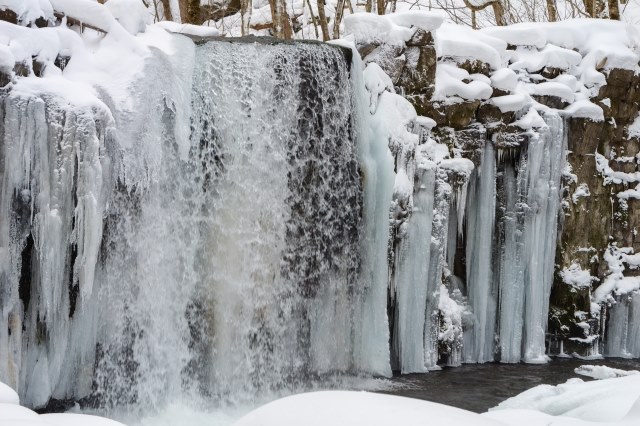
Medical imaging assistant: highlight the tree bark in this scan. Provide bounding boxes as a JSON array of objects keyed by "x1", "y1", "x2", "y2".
[
  {"x1": 546, "y1": 0, "x2": 558, "y2": 21},
  {"x1": 185, "y1": 0, "x2": 200, "y2": 24},
  {"x1": 608, "y1": 0, "x2": 620, "y2": 19},
  {"x1": 365, "y1": 0, "x2": 373, "y2": 13},
  {"x1": 333, "y1": 0, "x2": 345, "y2": 39},
  {"x1": 463, "y1": 0, "x2": 506, "y2": 26},
  {"x1": 161, "y1": 0, "x2": 173, "y2": 21},
  {"x1": 377, "y1": 0, "x2": 385, "y2": 15},
  {"x1": 240, "y1": 0, "x2": 252, "y2": 35},
  {"x1": 268, "y1": 0, "x2": 293, "y2": 39},
  {"x1": 491, "y1": 1, "x2": 506, "y2": 25},
  {"x1": 317, "y1": 0, "x2": 330, "y2": 41}
]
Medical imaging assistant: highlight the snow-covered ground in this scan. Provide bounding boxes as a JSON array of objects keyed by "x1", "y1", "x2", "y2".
[{"x1": 7, "y1": 365, "x2": 640, "y2": 426}]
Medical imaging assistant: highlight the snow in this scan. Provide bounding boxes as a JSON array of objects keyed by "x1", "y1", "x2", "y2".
[
  {"x1": 593, "y1": 246, "x2": 640, "y2": 303},
  {"x1": 0, "y1": 0, "x2": 53, "y2": 25},
  {"x1": 0, "y1": 43, "x2": 14, "y2": 73},
  {"x1": 0, "y1": 382, "x2": 19, "y2": 404},
  {"x1": 512, "y1": 108, "x2": 547, "y2": 129},
  {"x1": 435, "y1": 63, "x2": 493, "y2": 101},
  {"x1": 234, "y1": 391, "x2": 504, "y2": 426},
  {"x1": 628, "y1": 114, "x2": 640, "y2": 138},
  {"x1": 436, "y1": 23, "x2": 504, "y2": 70},
  {"x1": 574, "y1": 365, "x2": 639, "y2": 380},
  {"x1": 490, "y1": 68, "x2": 518, "y2": 92},
  {"x1": 104, "y1": 0, "x2": 149, "y2": 35},
  {"x1": 490, "y1": 374, "x2": 640, "y2": 423},
  {"x1": 530, "y1": 82, "x2": 574, "y2": 103},
  {"x1": 343, "y1": 11, "x2": 445, "y2": 46},
  {"x1": 596, "y1": 153, "x2": 640, "y2": 185},
  {"x1": 343, "y1": 13, "x2": 413, "y2": 46},
  {"x1": 560, "y1": 263, "x2": 596, "y2": 289},
  {"x1": 386, "y1": 11, "x2": 445, "y2": 32},
  {"x1": 563, "y1": 100, "x2": 604, "y2": 121},
  {"x1": 491, "y1": 93, "x2": 529, "y2": 112},
  {"x1": 0, "y1": 381, "x2": 126, "y2": 426},
  {"x1": 157, "y1": 21, "x2": 221, "y2": 37},
  {"x1": 572, "y1": 183, "x2": 590, "y2": 203}
]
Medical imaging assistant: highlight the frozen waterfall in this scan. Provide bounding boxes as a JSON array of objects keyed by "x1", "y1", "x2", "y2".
[{"x1": 0, "y1": 38, "x2": 392, "y2": 409}]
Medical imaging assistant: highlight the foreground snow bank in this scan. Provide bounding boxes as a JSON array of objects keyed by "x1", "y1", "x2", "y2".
[
  {"x1": 0, "y1": 381, "x2": 127, "y2": 426},
  {"x1": 233, "y1": 391, "x2": 503, "y2": 426},
  {"x1": 490, "y1": 373, "x2": 640, "y2": 423}
]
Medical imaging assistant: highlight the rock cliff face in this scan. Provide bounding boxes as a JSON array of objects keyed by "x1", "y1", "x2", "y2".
[{"x1": 352, "y1": 15, "x2": 640, "y2": 366}]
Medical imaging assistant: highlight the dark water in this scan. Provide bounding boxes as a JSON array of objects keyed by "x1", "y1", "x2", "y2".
[{"x1": 381, "y1": 358, "x2": 640, "y2": 413}]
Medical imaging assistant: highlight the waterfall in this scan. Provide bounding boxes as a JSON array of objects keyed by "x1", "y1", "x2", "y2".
[{"x1": 0, "y1": 39, "x2": 392, "y2": 409}]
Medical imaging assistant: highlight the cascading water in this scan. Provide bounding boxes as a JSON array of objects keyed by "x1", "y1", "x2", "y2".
[{"x1": 0, "y1": 38, "x2": 392, "y2": 410}]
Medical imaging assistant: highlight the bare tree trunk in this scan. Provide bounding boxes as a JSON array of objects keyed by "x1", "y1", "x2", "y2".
[
  {"x1": 608, "y1": 0, "x2": 620, "y2": 18},
  {"x1": 304, "y1": 0, "x2": 319, "y2": 39},
  {"x1": 463, "y1": 0, "x2": 506, "y2": 26},
  {"x1": 241, "y1": 0, "x2": 252, "y2": 35},
  {"x1": 471, "y1": 9, "x2": 477, "y2": 28},
  {"x1": 268, "y1": 0, "x2": 293, "y2": 39},
  {"x1": 491, "y1": 1, "x2": 506, "y2": 25},
  {"x1": 365, "y1": 0, "x2": 373, "y2": 12},
  {"x1": 333, "y1": 0, "x2": 345, "y2": 39},
  {"x1": 186, "y1": 0, "x2": 200, "y2": 24},
  {"x1": 179, "y1": 0, "x2": 189, "y2": 23},
  {"x1": 317, "y1": 0, "x2": 330, "y2": 41},
  {"x1": 161, "y1": 0, "x2": 173, "y2": 21},
  {"x1": 377, "y1": 0, "x2": 385, "y2": 14},
  {"x1": 546, "y1": 0, "x2": 558, "y2": 21}
]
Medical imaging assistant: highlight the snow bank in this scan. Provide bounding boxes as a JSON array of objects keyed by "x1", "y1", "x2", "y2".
[
  {"x1": 593, "y1": 246, "x2": 640, "y2": 303},
  {"x1": 574, "y1": 365, "x2": 639, "y2": 380},
  {"x1": 344, "y1": 11, "x2": 444, "y2": 46},
  {"x1": 0, "y1": 382, "x2": 19, "y2": 404},
  {"x1": 436, "y1": 23, "x2": 505, "y2": 70},
  {"x1": 157, "y1": 21, "x2": 221, "y2": 37},
  {"x1": 0, "y1": 381, "x2": 127, "y2": 426},
  {"x1": 233, "y1": 391, "x2": 504, "y2": 426},
  {"x1": 0, "y1": 0, "x2": 53, "y2": 25},
  {"x1": 490, "y1": 374, "x2": 640, "y2": 423}
]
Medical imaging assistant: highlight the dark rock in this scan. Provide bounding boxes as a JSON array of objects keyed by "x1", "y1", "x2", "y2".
[
  {"x1": 32, "y1": 58, "x2": 46, "y2": 77},
  {"x1": 0, "y1": 8, "x2": 18, "y2": 24},
  {"x1": 357, "y1": 43, "x2": 378, "y2": 59},
  {"x1": 363, "y1": 44, "x2": 406, "y2": 85},
  {"x1": 0, "y1": 70, "x2": 10, "y2": 87},
  {"x1": 406, "y1": 29, "x2": 433, "y2": 47},
  {"x1": 491, "y1": 124, "x2": 528, "y2": 149},
  {"x1": 540, "y1": 66, "x2": 564, "y2": 79},
  {"x1": 55, "y1": 55, "x2": 71, "y2": 71},
  {"x1": 441, "y1": 58, "x2": 491, "y2": 76},
  {"x1": 532, "y1": 94, "x2": 570, "y2": 109},
  {"x1": 397, "y1": 45, "x2": 436, "y2": 95},
  {"x1": 477, "y1": 102, "x2": 515, "y2": 125},
  {"x1": 14, "y1": 62, "x2": 30, "y2": 77}
]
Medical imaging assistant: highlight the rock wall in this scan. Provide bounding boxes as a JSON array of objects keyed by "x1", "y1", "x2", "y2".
[{"x1": 349, "y1": 14, "x2": 640, "y2": 365}]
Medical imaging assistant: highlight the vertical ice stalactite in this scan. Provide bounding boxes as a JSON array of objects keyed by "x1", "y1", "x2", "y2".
[
  {"x1": 605, "y1": 292, "x2": 640, "y2": 358},
  {"x1": 393, "y1": 157, "x2": 435, "y2": 373},
  {"x1": 346, "y1": 42, "x2": 395, "y2": 378},
  {"x1": 0, "y1": 92, "x2": 113, "y2": 407},
  {"x1": 425, "y1": 171, "x2": 451, "y2": 368},
  {"x1": 497, "y1": 157, "x2": 525, "y2": 363},
  {"x1": 522, "y1": 111, "x2": 565, "y2": 363},
  {"x1": 463, "y1": 140, "x2": 497, "y2": 363}
]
